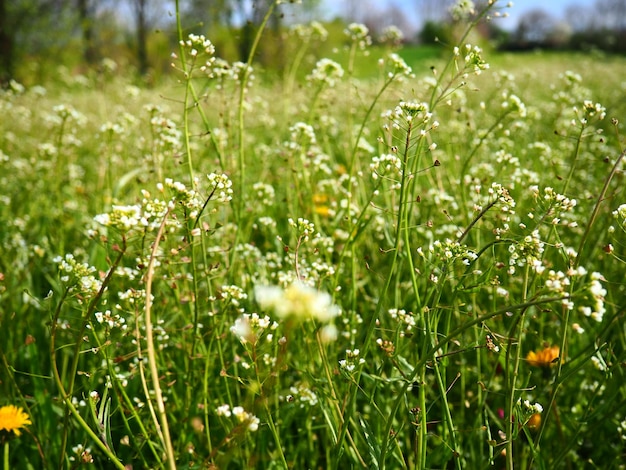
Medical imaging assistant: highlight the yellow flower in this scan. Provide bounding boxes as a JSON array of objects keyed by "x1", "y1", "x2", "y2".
[
  {"x1": 526, "y1": 345, "x2": 560, "y2": 368},
  {"x1": 0, "y1": 405, "x2": 32, "y2": 436}
]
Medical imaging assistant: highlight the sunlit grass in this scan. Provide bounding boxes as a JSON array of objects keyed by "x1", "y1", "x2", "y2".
[{"x1": 1, "y1": 2, "x2": 626, "y2": 469}]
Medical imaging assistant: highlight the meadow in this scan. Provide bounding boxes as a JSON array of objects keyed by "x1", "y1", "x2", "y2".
[{"x1": 1, "y1": 2, "x2": 626, "y2": 469}]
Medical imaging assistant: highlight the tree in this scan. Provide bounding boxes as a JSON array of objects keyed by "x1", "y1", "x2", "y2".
[
  {"x1": 416, "y1": 0, "x2": 455, "y2": 24},
  {"x1": 596, "y1": 0, "x2": 626, "y2": 31},
  {"x1": 0, "y1": 0, "x2": 71, "y2": 85},
  {"x1": 0, "y1": 0, "x2": 11, "y2": 84},
  {"x1": 514, "y1": 9, "x2": 557, "y2": 45},
  {"x1": 124, "y1": 0, "x2": 167, "y2": 76},
  {"x1": 564, "y1": 4, "x2": 594, "y2": 33},
  {"x1": 132, "y1": 0, "x2": 149, "y2": 75},
  {"x1": 77, "y1": 0, "x2": 98, "y2": 65}
]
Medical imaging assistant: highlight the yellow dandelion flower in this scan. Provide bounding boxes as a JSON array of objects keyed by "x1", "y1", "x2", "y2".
[
  {"x1": 526, "y1": 345, "x2": 560, "y2": 368},
  {"x1": 0, "y1": 405, "x2": 32, "y2": 436}
]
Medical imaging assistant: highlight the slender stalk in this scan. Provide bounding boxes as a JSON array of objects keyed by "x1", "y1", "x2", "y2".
[
  {"x1": 143, "y1": 210, "x2": 177, "y2": 470},
  {"x1": 505, "y1": 265, "x2": 531, "y2": 469},
  {"x1": 575, "y1": 141, "x2": 626, "y2": 266}
]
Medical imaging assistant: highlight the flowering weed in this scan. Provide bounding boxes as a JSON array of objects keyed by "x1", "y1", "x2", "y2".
[{"x1": 1, "y1": 1, "x2": 625, "y2": 469}]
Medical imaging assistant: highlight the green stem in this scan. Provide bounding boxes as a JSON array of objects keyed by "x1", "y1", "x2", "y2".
[
  {"x1": 143, "y1": 210, "x2": 177, "y2": 470},
  {"x1": 505, "y1": 264, "x2": 531, "y2": 469},
  {"x1": 575, "y1": 142, "x2": 626, "y2": 266},
  {"x1": 561, "y1": 125, "x2": 585, "y2": 194}
]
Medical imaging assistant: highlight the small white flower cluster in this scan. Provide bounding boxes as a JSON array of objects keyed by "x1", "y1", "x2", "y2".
[
  {"x1": 118, "y1": 288, "x2": 148, "y2": 305},
  {"x1": 339, "y1": 348, "x2": 365, "y2": 373},
  {"x1": 230, "y1": 312, "x2": 278, "y2": 345},
  {"x1": 219, "y1": 284, "x2": 248, "y2": 307},
  {"x1": 255, "y1": 281, "x2": 339, "y2": 322},
  {"x1": 54, "y1": 254, "x2": 102, "y2": 298},
  {"x1": 530, "y1": 186, "x2": 578, "y2": 226},
  {"x1": 206, "y1": 172, "x2": 233, "y2": 203},
  {"x1": 611, "y1": 203, "x2": 626, "y2": 232},
  {"x1": 449, "y1": 0, "x2": 476, "y2": 20},
  {"x1": 179, "y1": 33, "x2": 215, "y2": 57},
  {"x1": 344, "y1": 23, "x2": 372, "y2": 50},
  {"x1": 508, "y1": 229, "x2": 544, "y2": 274},
  {"x1": 216, "y1": 404, "x2": 260, "y2": 432},
  {"x1": 307, "y1": 58, "x2": 344, "y2": 87},
  {"x1": 162, "y1": 178, "x2": 202, "y2": 216},
  {"x1": 93, "y1": 199, "x2": 171, "y2": 234},
  {"x1": 252, "y1": 182, "x2": 275, "y2": 206},
  {"x1": 577, "y1": 100, "x2": 607, "y2": 123},
  {"x1": 370, "y1": 153, "x2": 402, "y2": 186},
  {"x1": 488, "y1": 183, "x2": 516, "y2": 213},
  {"x1": 289, "y1": 217, "x2": 316, "y2": 242},
  {"x1": 52, "y1": 104, "x2": 86, "y2": 125},
  {"x1": 388, "y1": 308, "x2": 416, "y2": 336},
  {"x1": 94, "y1": 309, "x2": 127, "y2": 330},
  {"x1": 99, "y1": 120, "x2": 125, "y2": 136},
  {"x1": 425, "y1": 239, "x2": 478, "y2": 266},
  {"x1": 453, "y1": 44, "x2": 489, "y2": 75},
  {"x1": 382, "y1": 101, "x2": 437, "y2": 140},
  {"x1": 69, "y1": 443, "x2": 93, "y2": 463},
  {"x1": 517, "y1": 398, "x2": 543, "y2": 415},
  {"x1": 204, "y1": 60, "x2": 254, "y2": 86},
  {"x1": 501, "y1": 92, "x2": 527, "y2": 117},
  {"x1": 232, "y1": 61, "x2": 254, "y2": 84},
  {"x1": 292, "y1": 21, "x2": 328, "y2": 41},
  {"x1": 145, "y1": 105, "x2": 183, "y2": 153},
  {"x1": 284, "y1": 383, "x2": 319, "y2": 407},
  {"x1": 579, "y1": 272, "x2": 606, "y2": 322},
  {"x1": 545, "y1": 270, "x2": 572, "y2": 297},
  {"x1": 379, "y1": 26, "x2": 404, "y2": 46},
  {"x1": 205, "y1": 58, "x2": 230, "y2": 83},
  {"x1": 288, "y1": 122, "x2": 317, "y2": 147},
  {"x1": 384, "y1": 53, "x2": 413, "y2": 80},
  {"x1": 397, "y1": 100, "x2": 431, "y2": 122}
]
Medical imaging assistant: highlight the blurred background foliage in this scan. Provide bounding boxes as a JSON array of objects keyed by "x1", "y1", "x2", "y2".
[{"x1": 1, "y1": 0, "x2": 625, "y2": 86}]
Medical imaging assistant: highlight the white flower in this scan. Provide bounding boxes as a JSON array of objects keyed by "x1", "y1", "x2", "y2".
[{"x1": 255, "y1": 282, "x2": 339, "y2": 322}]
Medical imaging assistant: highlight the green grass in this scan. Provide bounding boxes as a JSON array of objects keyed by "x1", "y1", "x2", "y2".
[{"x1": 1, "y1": 2, "x2": 626, "y2": 469}]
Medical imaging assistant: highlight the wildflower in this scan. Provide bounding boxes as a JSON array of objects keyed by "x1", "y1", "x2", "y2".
[
  {"x1": 70, "y1": 444, "x2": 94, "y2": 463},
  {"x1": 450, "y1": 0, "x2": 476, "y2": 20},
  {"x1": 255, "y1": 282, "x2": 339, "y2": 322},
  {"x1": 385, "y1": 53, "x2": 413, "y2": 79},
  {"x1": 0, "y1": 405, "x2": 32, "y2": 436},
  {"x1": 206, "y1": 173, "x2": 233, "y2": 203},
  {"x1": 307, "y1": 58, "x2": 344, "y2": 87},
  {"x1": 339, "y1": 349, "x2": 364, "y2": 373},
  {"x1": 344, "y1": 23, "x2": 372, "y2": 50},
  {"x1": 231, "y1": 406, "x2": 260, "y2": 432},
  {"x1": 526, "y1": 346, "x2": 559, "y2": 368},
  {"x1": 379, "y1": 26, "x2": 404, "y2": 47}
]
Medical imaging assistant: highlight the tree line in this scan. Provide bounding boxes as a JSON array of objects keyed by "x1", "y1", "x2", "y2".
[{"x1": 1, "y1": 0, "x2": 625, "y2": 87}]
